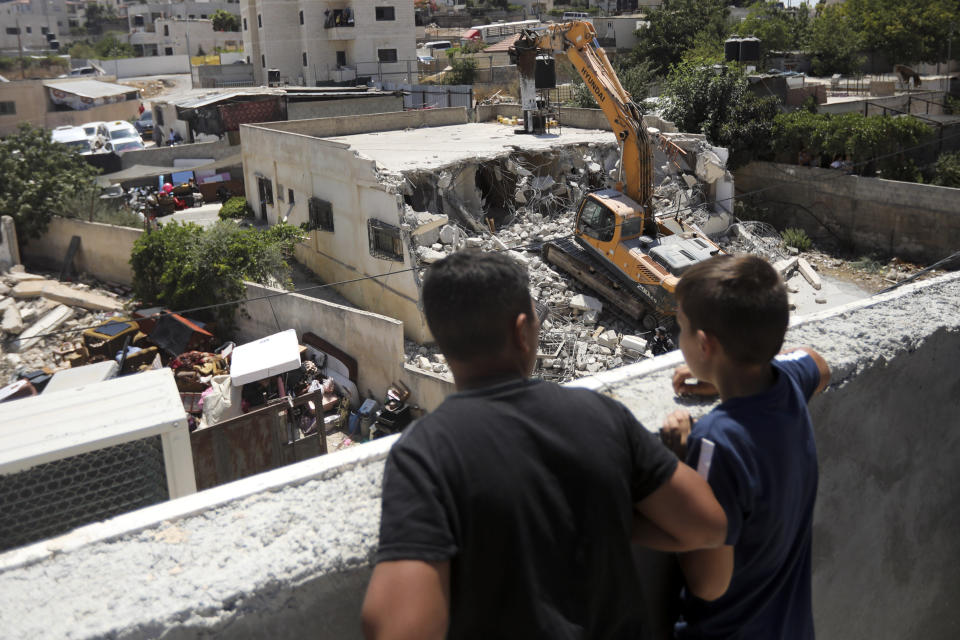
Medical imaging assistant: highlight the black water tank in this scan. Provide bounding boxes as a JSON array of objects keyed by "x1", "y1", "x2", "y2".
[
  {"x1": 724, "y1": 38, "x2": 741, "y2": 63},
  {"x1": 739, "y1": 37, "x2": 761, "y2": 63},
  {"x1": 267, "y1": 68, "x2": 280, "y2": 85},
  {"x1": 49, "y1": 40, "x2": 60, "y2": 50},
  {"x1": 535, "y1": 55, "x2": 556, "y2": 89}
]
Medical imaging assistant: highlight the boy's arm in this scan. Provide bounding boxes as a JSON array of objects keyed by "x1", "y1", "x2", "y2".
[
  {"x1": 678, "y1": 546, "x2": 734, "y2": 602},
  {"x1": 788, "y1": 346, "x2": 831, "y2": 394},
  {"x1": 633, "y1": 462, "x2": 727, "y2": 552},
  {"x1": 362, "y1": 560, "x2": 450, "y2": 640}
]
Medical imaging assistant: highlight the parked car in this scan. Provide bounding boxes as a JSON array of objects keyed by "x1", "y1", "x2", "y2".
[
  {"x1": 79, "y1": 121, "x2": 108, "y2": 152},
  {"x1": 105, "y1": 138, "x2": 146, "y2": 154},
  {"x1": 134, "y1": 110, "x2": 153, "y2": 138},
  {"x1": 50, "y1": 125, "x2": 97, "y2": 155},
  {"x1": 103, "y1": 120, "x2": 141, "y2": 144}
]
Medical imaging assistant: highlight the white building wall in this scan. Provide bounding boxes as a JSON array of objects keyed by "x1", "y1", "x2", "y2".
[
  {"x1": 131, "y1": 18, "x2": 239, "y2": 56},
  {"x1": 243, "y1": 0, "x2": 415, "y2": 86},
  {"x1": 0, "y1": 0, "x2": 82, "y2": 52},
  {"x1": 240, "y1": 122, "x2": 430, "y2": 341}
]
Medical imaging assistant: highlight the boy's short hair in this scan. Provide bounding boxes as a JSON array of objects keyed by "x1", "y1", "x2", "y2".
[
  {"x1": 422, "y1": 250, "x2": 531, "y2": 362},
  {"x1": 676, "y1": 255, "x2": 789, "y2": 365}
]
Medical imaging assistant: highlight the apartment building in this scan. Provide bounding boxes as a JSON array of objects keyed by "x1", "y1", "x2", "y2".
[
  {"x1": 129, "y1": 17, "x2": 241, "y2": 56},
  {"x1": 126, "y1": 0, "x2": 240, "y2": 33},
  {"x1": 240, "y1": 0, "x2": 416, "y2": 86},
  {"x1": 0, "y1": 0, "x2": 85, "y2": 54}
]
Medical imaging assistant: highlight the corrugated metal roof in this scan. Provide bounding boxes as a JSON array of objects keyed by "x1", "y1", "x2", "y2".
[
  {"x1": 0, "y1": 369, "x2": 185, "y2": 474},
  {"x1": 176, "y1": 90, "x2": 283, "y2": 109},
  {"x1": 43, "y1": 80, "x2": 137, "y2": 99}
]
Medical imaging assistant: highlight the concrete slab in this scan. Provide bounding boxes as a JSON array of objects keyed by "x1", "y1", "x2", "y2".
[
  {"x1": 13, "y1": 305, "x2": 73, "y2": 353},
  {"x1": 323, "y1": 122, "x2": 613, "y2": 173},
  {"x1": 38, "y1": 282, "x2": 124, "y2": 313},
  {"x1": 10, "y1": 280, "x2": 49, "y2": 298},
  {"x1": 798, "y1": 258, "x2": 822, "y2": 290},
  {"x1": 1, "y1": 304, "x2": 23, "y2": 335}
]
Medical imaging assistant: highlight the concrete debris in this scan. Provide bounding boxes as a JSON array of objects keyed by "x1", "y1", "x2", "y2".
[
  {"x1": 11, "y1": 280, "x2": 49, "y2": 298},
  {"x1": 7, "y1": 271, "x2": 46, "y2": 283},
  {"x1": 798, "y1": 258, "x2": 822, "y2": 290},
  {"x1": 2, "y1": 304, "x2": 24, "y2": 335},
  {"x1": 773, "y1": 257, "x2": 799, "y2": 278},
  {"x1": 815, "y1": 294, "x2": 828, "y2": 304},
  {"x1": 597, "y1": 329, "x2": 619, "y2": 349},
  {"x1": 13, "y1": 304, "x2": 74, "y2": 353},
  {"x1": 569, "y1": 294, "x2": 603, "y2": 313},
  {"x1": 0, "y1": 283, "x2": 9, "y2": 296},
  {"x1": 416, "y1": 247, "x2": 446, "y2": 264},
  {"x1": 438, "y1": 225, "x2": 458, "y2": 246},
  {"x1": 620, "y1": 335, "x2": 647, "y2": 354},
  {"x1": 11, "y1": 280, "x2": 123, "y2": 312}
]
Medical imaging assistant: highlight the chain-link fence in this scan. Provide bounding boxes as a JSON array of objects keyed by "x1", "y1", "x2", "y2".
[{"x1": 0, "y1": 436, "x2": 169, "y2": 553}]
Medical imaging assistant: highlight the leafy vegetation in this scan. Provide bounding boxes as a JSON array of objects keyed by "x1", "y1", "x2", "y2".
[
  {"x1": 660, "y1": 62, "x2": 780, "y2": 169},
  {"x1": 0, "y1": 124, "x2": 101, "y2": 244},
  {"x1": 218, "y1": 197, "x2": 255, "y2": 220},
  {"x1": 781, "y1": 227, "x2": 812, "y2": 252},
  {"x1": 841, "y1": 0, "x2": 957, "y2": 66},
  {"x1": 807, "y1": 4, "x2": 865, "y2": 76},
  {"x1": 211, "y1": 9, "x2": 240, "y2": 32},
  {"x1": 61, "y1": 190, "x2": 143, "y2": 228},
  {"x1": 932, "y1": 152, "x2": 960, "y2": 188},
  {"x1": 734, "y1": 2, "x2": 811, "y2": 57},
  {"x1": 444, "y1": 54, "x2": 478, "y2": 85},
  {"x1": 67, "y1": 34, "x2": 135, "y2": 60},
  {"x1": 572, "y1": 60, "x2": 655, "y2": 110},
  {"x1": 630, "y1": 0, "x2": 730, "y2": 76},
  {"x1": 129, "y1": 221, "x2": 306, "y2": 331},
  {"x1": 771, "y1": 111, "x2": 933, "y2": 180}
]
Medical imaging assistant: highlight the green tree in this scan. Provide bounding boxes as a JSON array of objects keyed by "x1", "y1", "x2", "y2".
[
  {"x1": 93, "y1": 35, "x2": 135, "y2": 59},
  {"x1": 808, "y1": 4, "x2": 864, "y2": 76},
  {"x1": 84, "y1": 3, "x2": 117, "y2": 35},
  {"x1": 444, "y1": 53, "x2": 477, "y2": 85},
  {"x1": 129, "y1": 221, "x2": 306, "y2": 331},
  {"x1": 932, "y1": 152, "x2": 960, "y2": 188},
  {"x1": 210, "y1": 9, "x2": 240, "y2": 32},
  {"x1": 661, "y1": 61, "x2": 780, "y2": 168},
  {"x1": 842, "y1": 0, "x2": 958, "y2": 66},
  {"x1": 734, "y1": 2, "x2": 811, "y2": 58},
  {"x1": 630, "y1": 0, "x2": 730, "y2": 75},
  {"x1": 0, "y1": 124, "x2": 100, "y2": 245}
]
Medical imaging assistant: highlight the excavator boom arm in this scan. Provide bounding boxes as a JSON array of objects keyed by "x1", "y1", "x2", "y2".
[{"x1": 514, "y1": 21, "x2": 653, "y2": 213}]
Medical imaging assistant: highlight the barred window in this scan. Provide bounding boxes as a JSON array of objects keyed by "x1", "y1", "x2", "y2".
[
  {"x1": 367, "y1": 219, "x2": 403, "y2": 261},
  {"x1": 308, "y1": 197, "x2": 334, "y2": 232}
]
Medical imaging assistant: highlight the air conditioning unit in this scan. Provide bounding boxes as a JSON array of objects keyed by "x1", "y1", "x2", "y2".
[{"x1": 0, "y1": 368, "x2": 196, "y2": 553}]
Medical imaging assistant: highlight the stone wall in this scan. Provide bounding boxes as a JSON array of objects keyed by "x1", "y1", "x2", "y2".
[
  {"x1": 2, "y1": 272, "x2": 958, "y2": 639},
  {"x1": 20, "y1": 217, "x2": 143, "y2": 285},
  {"x1": 735, "y1": 161, "x2": 960, "y2": 263},
  {"x1": 286, "y1": 96, "x2": 405, "y2": 121},
  {"x1": 247, "y1": 106, "x2": 469, "y2": 138}
]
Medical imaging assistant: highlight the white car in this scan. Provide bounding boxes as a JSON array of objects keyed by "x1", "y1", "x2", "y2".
[
  {"x1": 79, "y1": 121, "x2": 108, "y2": 152},
  {"x1": 100, "y1": 121, "x2": 145, "y2": 154},
  {"x1": 51, "y1": 125, "x2": 97, "y2": 155}
]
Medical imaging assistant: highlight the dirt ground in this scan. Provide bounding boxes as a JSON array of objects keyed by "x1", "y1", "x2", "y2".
[{"x1": 802, "y1": 248, "x2": 943, "y2": 295}]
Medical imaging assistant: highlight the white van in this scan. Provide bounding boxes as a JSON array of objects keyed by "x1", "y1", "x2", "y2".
[
  {"x1": 562, "y1": 12, "x2": 590, "y2": 21},
  {"x1": 51, "y1": 125, "x2": 97, "y2": 155}
]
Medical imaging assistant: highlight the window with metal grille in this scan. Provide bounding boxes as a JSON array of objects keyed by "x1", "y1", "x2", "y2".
[
  {"x1": 257, "y1": 13, "x2": 262, "y2": 27},
  {"x1": 257, "y1": 176, "x2": 273, "y2": 205},
  {"x1": 6, "y1": 27, "x2": 19, "y2": 35},
  {"x1": 299, "y1": 9, "x2": 303, "y2": 24},
  {"x1": 307, "y1": 197, "x2": 333, "y2": 232},
  {"x1": 242, "y1": 16, "x2": 247, "y2": 30},
  {"x1": 377, "y1": 48, "x2": 398, "y2": 63},
  {"x1": 288, "y1": 188, "x2": 295, "y2": 205},
  {"x1": 375, "y1": 6, "x2": 395, "y2": 20},
  {"x1": 368, "y1": 219, "x2": 403, "y2": 261},
  {"x1": 302, "y1": 51, "x2": 307, "y2": 66},
  {"x1": 0, "y1": 101, "x2": 16, "y2": 116}
]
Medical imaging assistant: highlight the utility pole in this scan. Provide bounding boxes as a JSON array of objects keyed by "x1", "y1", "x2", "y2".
[{"x1": 16, "y1": 17, "x2": 25, "y2": 78}]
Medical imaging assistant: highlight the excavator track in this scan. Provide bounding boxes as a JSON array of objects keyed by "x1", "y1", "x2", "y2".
[{"x1": 542, "y1": 237, "x2": 673, "y2": 331}]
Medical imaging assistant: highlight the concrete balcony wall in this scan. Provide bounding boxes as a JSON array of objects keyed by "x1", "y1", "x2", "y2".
[{"x1": 1, "y1": 272, "x2": 958, "y2": 639}]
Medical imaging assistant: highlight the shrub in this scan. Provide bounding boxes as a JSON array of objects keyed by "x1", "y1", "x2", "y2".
[
  {"x1": 781, "y1": 227, "x2": 812, "y2": 252},
  {"x1": 130, "y1": 220, "x2": 306, "y2": 332},
  {"x1": 218, "y1": 196, "x2": 254, "y2": 220},
  {"x1": 932, "y1": 151, "x2": 960, "y2": 188}
]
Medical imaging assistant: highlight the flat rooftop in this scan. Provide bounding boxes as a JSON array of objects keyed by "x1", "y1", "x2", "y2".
[{"x1": 323, "y1": 122, "x2": 614, "y2": 173}]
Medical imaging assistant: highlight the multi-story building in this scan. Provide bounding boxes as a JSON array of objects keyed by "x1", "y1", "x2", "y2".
[
  {"x1": 126, "y1": 0, "x2": 240, "y2": 34},
  {"x1": 239, "y1": 0, "x2": 416, "y2": 86},
  {"x1": 129, "y1": 17, "x2": 241, "y2": 56},
  {"x1": 0, "y1": 0, "x2": 86, "y2": 54}
]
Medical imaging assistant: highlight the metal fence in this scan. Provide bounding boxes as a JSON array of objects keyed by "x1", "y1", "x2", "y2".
[
  {"x1": 0, "y1": 436, "x2": 169, "y2": 553},
  {"x1": 374, "y1": 81, "x2": 473, "y2": 110}
]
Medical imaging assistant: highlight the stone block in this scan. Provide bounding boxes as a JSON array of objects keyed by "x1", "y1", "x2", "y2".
[
  {"x1": 416, "y1": 247, "x2": 446, "y2": 264},
  {"x1": 2, "y1": 304, "x2": 24, "y2": 335},
  {"x1": 773, "y1": 257, "x2": 798, "y2": 278},
  {"x1": 8, "y1": 272, "x2": 46, "y2": 283},
  {"x1": 597, "y1": 329, "x2": 619, "y2": 349},
  {"x1": 798, "y1": 258, "x2": 822, "y2": 290},
  {"x1": 569, "y1": 294, "x2": 603, "y2": 313},
  {"x1": 620, "y1": 334, "x2": 646, "y2": 353}
]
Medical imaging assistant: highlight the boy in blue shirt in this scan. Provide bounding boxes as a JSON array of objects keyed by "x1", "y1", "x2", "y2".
[{"x1": 660, "y1": 254, "x2": 831, "y2": 639}]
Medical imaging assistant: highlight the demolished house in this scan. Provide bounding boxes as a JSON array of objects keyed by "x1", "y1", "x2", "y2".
[{"x1": 241, "y1": 107, "x2": 754, "y2": 382}]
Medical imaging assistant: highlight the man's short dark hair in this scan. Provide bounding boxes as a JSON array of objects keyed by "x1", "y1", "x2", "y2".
[
  {"x1": 675, "y1": 255, "x2": 789, "y2": 365},
  {"x1": 422, "y1": 250, "x2": 531, "y2": 361}
]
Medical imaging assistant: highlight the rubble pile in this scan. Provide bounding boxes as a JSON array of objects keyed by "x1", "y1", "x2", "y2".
[{"x1": 0, "y1": 267, "x2": 131, "y2": 383}]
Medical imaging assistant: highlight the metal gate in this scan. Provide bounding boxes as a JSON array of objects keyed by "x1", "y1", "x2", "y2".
[{"x1": 374, "y1": 81, "x2": 473, "y2": 110}]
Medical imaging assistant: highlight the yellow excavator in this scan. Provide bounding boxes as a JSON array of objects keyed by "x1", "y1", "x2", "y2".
[{"x1": 510, "y1": 22, "x2": 722, "y2": 329}]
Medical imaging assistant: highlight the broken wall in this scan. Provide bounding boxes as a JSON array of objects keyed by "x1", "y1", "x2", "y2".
[
  {"x1": 3, "y1": 273, "x2": 958, "y2": 640},
  {"x1": 20, "y1": 217, "x2": 142, "y2": 286},
  {"x1": 735, "y1": 162, "x2": 960, "y2": 263},
  {"x1": 246, "y1": 107, "x2": 468, "y2": 139},
  {"x1": 241, "y1": 122, "x2": 431, "y2": 342}
]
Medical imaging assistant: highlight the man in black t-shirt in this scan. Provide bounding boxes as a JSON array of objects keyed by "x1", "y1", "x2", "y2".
[{"x1": 362, "y1": 251, "x2": 728, "y2": 640}]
